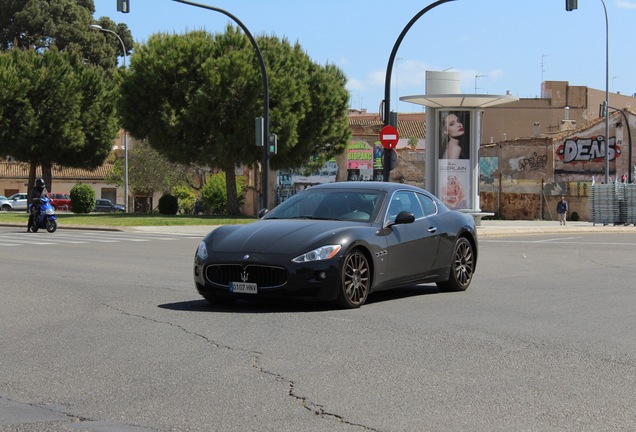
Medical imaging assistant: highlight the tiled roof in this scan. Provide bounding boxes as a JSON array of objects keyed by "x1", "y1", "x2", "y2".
[
  {"x1": 0, "y1": 162, "x2": 114, "y2": 180},
  {"x1": 348, "y1": 113, "x2": 426, "y2": 139}
]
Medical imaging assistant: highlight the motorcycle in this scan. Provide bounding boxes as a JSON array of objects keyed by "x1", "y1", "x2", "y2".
[{"x1": 28, "y1": 196, "x2": 58, "y2": 233}]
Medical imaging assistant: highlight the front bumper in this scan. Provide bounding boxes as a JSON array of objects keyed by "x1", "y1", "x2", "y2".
[{"x1": 194, "y1": 252, "x2": 342, "y2": 302}]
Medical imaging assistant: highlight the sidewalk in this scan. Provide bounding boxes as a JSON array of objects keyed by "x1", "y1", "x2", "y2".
[
  {"x1": 2, "y1": 220, "x2": 634, "y2": 237},
  {"x1": 475, "y1": 219, "x2": 635, "y2": 237}
]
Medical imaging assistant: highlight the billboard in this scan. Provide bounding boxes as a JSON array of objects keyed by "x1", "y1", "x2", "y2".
[{"x1": 438, "y1": 110, "x2": 471, "y2": 209}]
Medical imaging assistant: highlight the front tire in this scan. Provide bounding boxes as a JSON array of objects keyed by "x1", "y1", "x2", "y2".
[
  {"x1": 337, "y1": 249, "x2": 370, "y2": 308},
  {"x1": 1, "y1": 204, "x2": 11, "y2": 211},
  {"x1": 46, "y1": 219, "x2": 57, "y2": 233},
  {"x1": 437, "y1": 237, "x2": 474, "y2": 292}
]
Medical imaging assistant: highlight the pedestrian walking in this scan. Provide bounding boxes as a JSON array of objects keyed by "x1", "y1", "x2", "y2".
[{"x1": 556, "y1": 195, "x2": 568, "y2": 225}]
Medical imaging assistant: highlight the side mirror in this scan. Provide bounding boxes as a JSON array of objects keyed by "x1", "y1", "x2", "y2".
[
  {"x1": 393, "y1": 211, "x2": 415, "y2": 225},
  {"x1": 257, "y1": 208, "x2": 269, "y2": 219}
]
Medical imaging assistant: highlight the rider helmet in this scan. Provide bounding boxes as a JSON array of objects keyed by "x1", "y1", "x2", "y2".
[{"x1": 35, "y1": 178, "x2": 45, "y2": 188}]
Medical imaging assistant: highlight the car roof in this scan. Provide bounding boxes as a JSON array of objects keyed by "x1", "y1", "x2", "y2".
[{"x1": 310, "y1": 181, "x2": 428, "y2": 194}]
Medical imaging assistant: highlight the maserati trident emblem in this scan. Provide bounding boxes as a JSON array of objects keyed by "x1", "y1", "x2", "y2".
[{"x1": 240, "y1": 270, "x2": 249, "y2": 283}]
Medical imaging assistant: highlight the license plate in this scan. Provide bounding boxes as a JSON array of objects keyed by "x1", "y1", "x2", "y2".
[{"x1": 230, "y1": 282, "x2": 258, "y2": 294}]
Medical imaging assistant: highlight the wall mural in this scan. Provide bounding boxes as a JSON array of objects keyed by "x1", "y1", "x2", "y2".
[
  {"x1": 479, "y1": 157, "x2": 498, "y2": 185},
  {"x1": 557, "y1": 136, "x2": 620, "y2": 163}
]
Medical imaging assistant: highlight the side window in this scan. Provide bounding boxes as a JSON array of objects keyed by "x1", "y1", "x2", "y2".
[
  {"x1": 417, "y1": 193, "x2": 437, "y2": 216},
  {"x1": 386, "y1": 191, "x2": 424, "y2": 222}
]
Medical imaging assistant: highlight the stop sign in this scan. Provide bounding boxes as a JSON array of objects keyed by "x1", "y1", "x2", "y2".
[{"x1": 380, "y1": 125, "x2": 399, "y2": 149}]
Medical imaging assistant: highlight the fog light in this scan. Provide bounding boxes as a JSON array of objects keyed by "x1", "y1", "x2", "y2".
[{"x1": 318, "y1": 271, "x2": 327, "y2": 280}]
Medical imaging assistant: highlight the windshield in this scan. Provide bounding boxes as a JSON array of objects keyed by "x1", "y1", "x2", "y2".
[{"x1": 264, "y1": 189, "x2": 384, "y2": 222}]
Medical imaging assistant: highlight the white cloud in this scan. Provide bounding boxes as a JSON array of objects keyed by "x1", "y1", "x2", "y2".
[
  {"x1": 617, "y1": 0, "x2": 636, "y2": 9},
  {"x1": 346, "y1": 78, "x2": 366, "y2": 92},
  {"x1": 368, "y1": 70, "x2": 386, "y2": 87}
]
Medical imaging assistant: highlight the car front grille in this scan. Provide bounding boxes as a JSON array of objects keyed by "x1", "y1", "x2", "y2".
[{"x1": 205, "y1": 264, "x2": 287, "y2": 289}]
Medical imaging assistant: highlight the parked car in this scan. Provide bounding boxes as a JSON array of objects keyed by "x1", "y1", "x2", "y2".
[
  {"x1": 0, "y1": 193, "x2": 28, "y2": 211},
  {"x1": 194, "y1": 182, "x2": 478, "y2": 309},
  {"x1": 49, "y1": 193, "x2": 72, "y2": 211},
  {"x1": 95, "y1": 199, "x2": 125, "y2": 213}
]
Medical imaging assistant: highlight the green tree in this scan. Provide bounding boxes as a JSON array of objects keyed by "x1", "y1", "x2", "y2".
[
  {"x1": 105, "y1": 140, "x2": 191, "y2": 212},
  {"x1": 0, "y1": 0, "x2": 133, "y2": 199},
  {"x1": 119, "y1": 26, "x2": 350, "y2": 215},
  {"x1": 0, "y1": 48, "x2": 119, "y2": 193},
  {"x1": 0, "y1": 0, "x2": 133, "y2": 69}
]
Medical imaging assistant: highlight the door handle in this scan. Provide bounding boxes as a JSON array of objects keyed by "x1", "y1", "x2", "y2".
[{"x1": 427, "y1": 227, "x2": 437, "y2": 233}]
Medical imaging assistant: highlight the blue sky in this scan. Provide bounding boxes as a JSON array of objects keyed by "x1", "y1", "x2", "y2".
[{"x1": 94, "y1": 0, "x2": 636, "y2": 113}]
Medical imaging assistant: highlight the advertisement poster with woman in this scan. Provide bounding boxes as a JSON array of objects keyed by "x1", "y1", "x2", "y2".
[{"x1": 438, "y1": 110, "x2": 471, "y2": 209}]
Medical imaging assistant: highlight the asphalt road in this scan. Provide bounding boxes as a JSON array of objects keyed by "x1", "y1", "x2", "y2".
[{"x1": 1, "y1": 227, "x2": 636, "y2": 432}]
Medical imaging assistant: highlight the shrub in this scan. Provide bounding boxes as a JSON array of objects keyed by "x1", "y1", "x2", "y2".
[
  {"x1": 201, "y1": 173, "x2": 245, "y2": 215},
  {"x1": 70, "y1": 183, "x2": 96, "y2": 214},
  {"x1": 570, "y1": 211, "x2": 580, "y2": 221},
  {"x1": 172, "y1": 185, "x2": 197, "y2": 214},
  {"x1": 158, "y1": 194, "x2": 179, "y2": 215}
]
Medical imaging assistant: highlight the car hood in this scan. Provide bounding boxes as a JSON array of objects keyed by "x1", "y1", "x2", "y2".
[{"x1": 208, "y1": 219, "x2": 366, "y2": 254}]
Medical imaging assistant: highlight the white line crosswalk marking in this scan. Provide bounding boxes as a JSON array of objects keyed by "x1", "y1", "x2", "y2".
[{"x1": 0, "y1": 231, "x2": 202, "y2": 248}]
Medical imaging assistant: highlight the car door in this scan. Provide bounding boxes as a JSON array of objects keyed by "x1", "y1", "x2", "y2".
[
  {"x1": 384, "y1": 191, "x2": 441, "y2": 285},
  {"x1": 14, "y1": 194, "x2": 28, "y2": 211}
]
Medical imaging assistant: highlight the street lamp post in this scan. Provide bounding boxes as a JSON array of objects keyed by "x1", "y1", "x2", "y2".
[
  {"x1": 566, "y1": 0, "x2": 609, "y2": 183},
  {"x1": 382, "y1": 0, "x2": 456, "y2": 181},
  {"x1": 601, "y1": 0, "x2": 610, "y2": 184},
  {"x1": 89, "y1": 24, "x2": 129, "y2": 212},
  {"x1": 607, "y1": 106, "x2": 632, "y2": 183}
]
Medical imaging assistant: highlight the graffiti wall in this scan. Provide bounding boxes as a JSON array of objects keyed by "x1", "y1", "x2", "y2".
[
  {"x1": 557, "y1": 136, "x2": 619, "y2": 164},
  {"x1": 478, "y1": 135, "x2": 601, "y2": 220}
]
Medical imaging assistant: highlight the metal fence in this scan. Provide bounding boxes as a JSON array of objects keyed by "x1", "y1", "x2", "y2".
[{"x1": 590, "y1": 184, "x2": 636, "y2": 225}]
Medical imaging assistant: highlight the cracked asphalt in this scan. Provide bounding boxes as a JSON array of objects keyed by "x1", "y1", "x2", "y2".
[{"x1": 2, "y1": 223, "x2": 636, "y2": 431}]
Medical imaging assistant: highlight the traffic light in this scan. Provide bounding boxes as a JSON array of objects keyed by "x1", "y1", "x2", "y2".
[
  {"x1": 117, "y1": 0, "x2": 130, "y2": 13},
  {"x1": 255, "y1": 117, "x2": 264, "y2": 147},
  {"x1": 565, "y1": 0, "x2": 577, "y2": 11},
  {"x1": 267, "y1": 134, "x2": 277, "y2": 155}
]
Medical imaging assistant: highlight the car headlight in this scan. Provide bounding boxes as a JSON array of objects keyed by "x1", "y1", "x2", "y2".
[
  {"x1": 196, "y1": 241, "x2": 208, "y2": 260},
  {"x1": 292, "y1": 245, "x2": 341, "y2": 263}
]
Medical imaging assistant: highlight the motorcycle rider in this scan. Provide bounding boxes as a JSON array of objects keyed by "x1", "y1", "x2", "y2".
[{"x1": 28, "y1": 178, "x2": 48, "y2": 231}]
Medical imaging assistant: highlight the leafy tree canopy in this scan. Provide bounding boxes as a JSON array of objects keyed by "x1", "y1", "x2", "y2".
[
  {"x1": 0, "y1": 0, "x2": 133, "y2": 68},
  {"x1": 120, "y1": 25, "x2": 351, "y2": 213},
  {"x1": 106, "y1": 139, "x2": 192, "y2": 199},
  {"x1": 0, "y1": 48, "x2": 119, "y2": 168},
  {"x1": 0, "y1": 0, "x2": 132, "y2": 193}
]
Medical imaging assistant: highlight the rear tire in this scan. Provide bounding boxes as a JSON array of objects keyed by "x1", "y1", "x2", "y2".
[
  {"x1": 337, "y1": 249, "x2": 370, "y2": 308},
  {"x1": 437, "y1": 237, "x2": 474, "y2": 292}
]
